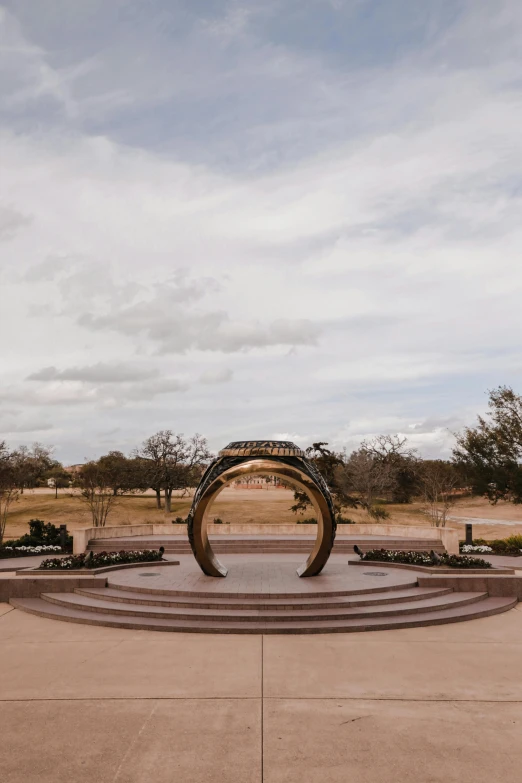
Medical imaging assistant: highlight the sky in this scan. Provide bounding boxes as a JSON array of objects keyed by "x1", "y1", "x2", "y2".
[{"x1": 1, "y1": 0, "x2": 522, "y2": 464}]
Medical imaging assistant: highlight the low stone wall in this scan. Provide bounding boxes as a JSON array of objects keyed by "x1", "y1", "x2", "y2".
[
  {"x1": 23, "y1": 560, "x2": 179, "y2": 577},
  {"x1": 73, "y1": 524, "x2": 171, "y2": 553},
  {"x1": 349, "y1": 559, "x2": 514, "y2": 575},
  {"x1": 418, "y1": 574, "x2": 522, "y2": 599},
  {"x1": 0, "y1": 575, "x2": 104, "y2": 603},
  {"x1": 74, "y1": 522, "x2": 459, "y2": 554}
]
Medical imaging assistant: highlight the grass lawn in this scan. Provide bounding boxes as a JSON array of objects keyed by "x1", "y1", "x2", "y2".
[{"x1": 4, "y1": 488, "x2": 522, "y2": 541}]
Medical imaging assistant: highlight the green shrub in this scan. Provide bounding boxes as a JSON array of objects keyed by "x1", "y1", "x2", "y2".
[
  {"x1": 486, "y1": 539, "x2": 521, "y2": 555},
  {"x1": 505, "y1": 535, "x2": 522, "y2": 549},
  {"x1": 367, "y1": 505, "x2": 390, "y2": 521},
  {"x1": 6, "y1": 519, "x2": 72, "y2": 550},
  {"x1": 297, "y1": 517, "x2": 317, "y2": 524},
  {"x1": 172, "y1": 517, "x2": 187, "y2": 524},
  {"x1": 336, "y1": 516, "x2": 356, "y2": 524},
  {"x1": 213, "y1": 517, "x2": 223, "y2": 524}
]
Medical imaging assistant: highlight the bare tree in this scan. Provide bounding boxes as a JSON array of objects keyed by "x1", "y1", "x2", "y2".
[
  {"x1": 0, "y1": 442, "x2": 19, "y2": 545},
  {"x1": 419, "y1": 461, "x2": 460, "y2": 527},
  {"x1": 361, "y1": 434, "x2": 415, "y2": 460},
  {"x1": 336, "y1": 448, "x2": 395, "y2": 518},
  {"x1": 360, "y1": 434, "x2": 419, "y2": 503},
  {"x1": 136, "y1": 431, "x2": 212, "y2": 513},
  {"x1": 79, "y1": 462, "x2": 116, "y2": 527}
]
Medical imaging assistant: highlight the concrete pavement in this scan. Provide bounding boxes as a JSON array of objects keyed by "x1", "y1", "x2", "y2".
[{"x1": 1, "y1": 603, "x2": 522, "y2": 782}]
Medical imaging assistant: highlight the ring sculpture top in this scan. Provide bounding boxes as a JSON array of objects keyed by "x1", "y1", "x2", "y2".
[{"x1": 187, "y1": 440, "x2": 336, "y2": 578}]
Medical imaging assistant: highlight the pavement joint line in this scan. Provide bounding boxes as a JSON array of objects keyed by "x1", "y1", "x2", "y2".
[
  {"x1": 0, "y1": 696, "x2": 262, "y2": 702},
  {"x1": 2, "y1": 696, "x2": 522, "y2": 703},
  {"x1": 3, "y1": 641, "x2": 522, "y2": 645},
  {"x1": 0, "y1": 640, "x2": 522, "y2": 650},
  {"x1": 261, "y1": 634, "x2": 264, "y2": 783},
  {"x1": 260, "y1": 697, "x2": 522, "y2": 703},
  {"x1": 112, "y1": 700, "x2": 159, "y2": 783}
]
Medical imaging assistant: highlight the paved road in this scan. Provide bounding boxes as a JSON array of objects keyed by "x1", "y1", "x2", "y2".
[{"x1": 450, "y1": 515, "x2": 521, "y2": 527}]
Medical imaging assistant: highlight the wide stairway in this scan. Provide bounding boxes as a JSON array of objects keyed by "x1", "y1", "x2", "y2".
[
  {"x1": 11, "y1": 564, "x2": 515, "y2": 633},
  {"x1": 86, "y1": 535, "x2": 447, "y2": 555}
]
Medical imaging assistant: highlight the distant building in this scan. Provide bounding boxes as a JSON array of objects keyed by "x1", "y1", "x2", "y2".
[
  {"x1": 64, "y1": 464, "x2": 84, "y2": 475},
  {"x1": 233, "y1": 476, "x2": 290, "y2": 490}
]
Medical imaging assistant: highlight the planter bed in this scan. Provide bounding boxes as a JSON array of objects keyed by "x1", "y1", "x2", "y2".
[
  {"x1": 38, "y1": 549, "x2": 167, "y2": 570},
  {"x1": 20, "y1": 559, "x2": 180, "y2": 577},
  {"x1": 349, "y1": 560, "x2": 515, "y2": 575}
]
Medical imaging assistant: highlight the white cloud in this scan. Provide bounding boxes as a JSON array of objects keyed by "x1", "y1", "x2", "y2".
[
  {"x1": 1, "y1": 1, "x2": 522, "y2": 460},
  {"x1": 27, "y1": 362, "x2": 159, "y2": 383},
  {"x1": 77, "y1": 278, "x2": 320, "y2": 354},
  {"x1": 199, "y1": 368, "x2": 234, "y2": 384},
  {"x1": 0, "y1": 203, "x2": 32, "y2": 241}
]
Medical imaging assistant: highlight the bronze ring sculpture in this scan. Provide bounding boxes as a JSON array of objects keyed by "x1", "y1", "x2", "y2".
[{"x1": 187, "y1": 440, "x2": 336, "y2": 578}]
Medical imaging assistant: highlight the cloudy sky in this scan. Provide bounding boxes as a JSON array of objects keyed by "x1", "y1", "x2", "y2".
[{"x1": 1, "y1": 0, "x2": 522, "y2": 464}]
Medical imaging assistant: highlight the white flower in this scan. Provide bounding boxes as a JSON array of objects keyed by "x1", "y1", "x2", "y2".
[{"x1": 461, "y1": 544, "x2": 493, "y2": 554}]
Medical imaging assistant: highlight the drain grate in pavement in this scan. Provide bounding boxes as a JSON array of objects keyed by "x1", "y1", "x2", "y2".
[
  {"x1": 140, "y1": 573, "x2": 161, "y2": 577},
  {"x1": 363, "y1": 571, "x2": 388, "y2": 576}
]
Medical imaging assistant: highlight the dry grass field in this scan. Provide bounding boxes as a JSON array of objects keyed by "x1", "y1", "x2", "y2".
[{"x1": 4, "y1": 487, "x2": 522, "y2": 541}]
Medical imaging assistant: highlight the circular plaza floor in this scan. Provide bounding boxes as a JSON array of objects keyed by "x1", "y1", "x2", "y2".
[{"x1": 108, "y1": 554, "x2": 415, "y2": 597}]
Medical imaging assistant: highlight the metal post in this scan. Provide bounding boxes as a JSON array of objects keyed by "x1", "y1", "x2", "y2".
[
  {"x1": 465, "y1": 523, "x2": 473, "y2": 545},
  {"x1": 59, "y1": 524, "x2": 68, "y2": 551}
]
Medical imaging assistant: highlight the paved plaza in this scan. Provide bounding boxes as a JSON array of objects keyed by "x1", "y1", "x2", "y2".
[{"x1": 1, "y1": 557, "x2": 522, "y2": 782}]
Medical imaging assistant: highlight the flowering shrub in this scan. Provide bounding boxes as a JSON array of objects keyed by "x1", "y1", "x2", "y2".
[
  {"x1": 362, "y1": 549, "x2": 492, "y2": 569},
  {"x1": 39, "y1": 549, "x2": 164, "y2": 570},
  {"x1": 442, "y1": 554, "x2": 492, "y2": 569},
  {"x1": 363, "y1": 549, "x2": 433, "y2": 565},
  {"x1": 0, "y1": 545, "x2": 62, "y2": 559},
  {"x1": 39, "y1": 554, "x2": 87, "y2": 570},
  {"x1": 460, "y1": 538, "x2": 522, "y2": 556},
  {"x1": 460, "y1": 544, "x2": 493, "y2": 554},
  {"x1": 6, "y1": 519, "x2": 72, "y2": 550}
]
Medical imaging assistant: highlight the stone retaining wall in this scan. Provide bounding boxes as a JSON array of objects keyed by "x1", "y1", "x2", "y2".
[
  {"x1": 0, "y1": 575, "x2": 104, "y2": 603},
  {"x1": 418, "y1": 574, "x2": 522, "y2": 599},
  {"x1": 73, "y1": 523, "x2": 459, "y2": 554}
]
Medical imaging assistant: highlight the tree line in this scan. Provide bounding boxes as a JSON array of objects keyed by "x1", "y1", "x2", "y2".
[
  {"x1": 290, "y1": 437, "x2": 465, "y2": 527},
  {"x1": 1, "y1": 385, "x2": 521, "y2": 539},
  {"x1": 292, "y1": 386, "x2": 522, "y2": 525},
  {"x1": 0, "y1": 431, "x2": 211, "y2": 539}
]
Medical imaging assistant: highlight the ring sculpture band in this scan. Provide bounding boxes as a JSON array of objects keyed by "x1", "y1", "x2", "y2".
[{"x1": 187, "y1": 440, "x2": 337, "y2": 577}]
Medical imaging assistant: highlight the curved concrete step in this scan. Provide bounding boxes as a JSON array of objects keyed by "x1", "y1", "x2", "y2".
[
  {"x1": 73, "y1": 585, "x2": 454, "y2": 610},
  {"x1": 41, "y1": 590, "x2": 488, "y2": 622},
  {"x1": 10, "y1": 595, "x2": 516, "y2": 633},
  {"x1": 105, "y1": 577, "x2": 420, "y2": 600}
]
